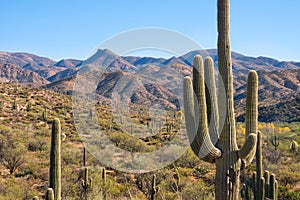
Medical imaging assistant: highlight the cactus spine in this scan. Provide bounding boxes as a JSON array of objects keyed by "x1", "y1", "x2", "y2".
[
  {"x1": 183, "y1": 1, "x2": 258, "y2": 199},
  {"x1": 46, "y1": 188, "x2": 55, "y2": 200},
  {"x1": 49, "y1": 118, "x2": 61, "y2": 200}
]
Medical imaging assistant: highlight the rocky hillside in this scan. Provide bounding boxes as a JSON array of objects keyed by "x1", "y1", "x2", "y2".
[
  {"x1": 0, "y1": 63, "x2": 49, "y2": 87},
  {"x1": 0, "y1": 49, "x2": 299, "y2": 121}
]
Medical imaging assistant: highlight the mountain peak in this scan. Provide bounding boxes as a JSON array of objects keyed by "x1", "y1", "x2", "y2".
[{"x1": 162, "y1": 56, "x2": 185, "y2": 65}]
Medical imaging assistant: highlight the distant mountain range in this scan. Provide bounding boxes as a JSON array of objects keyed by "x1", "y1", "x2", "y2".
[{"x1": 0, "y1": 49, "x2": 299, "y2": 122}]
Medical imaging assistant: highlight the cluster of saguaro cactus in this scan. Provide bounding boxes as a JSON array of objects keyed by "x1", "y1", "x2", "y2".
[
  {"x1": 253, "y1": 132, "x2": 278, "y2": 200},
  {"x1": 49, "y1": 118, "x2": 61, "y2": 200},
  {"x1": 241, "y1": 132, "x2": 278, "y2": 200},
  {"x1": 183, "y1": 1, "x2": 258, "y2": 199},
  {"x1": 270, "y1": 135, "x2": 280, "y2": 150}
]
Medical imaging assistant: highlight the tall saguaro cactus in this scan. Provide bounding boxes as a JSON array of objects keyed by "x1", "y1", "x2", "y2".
[
  {"x1": 49, "y1": 118, "x2": 61, "y2": 200},
  {"x1": 183, "y1": 1, "x2": 258, "y2": 199}
]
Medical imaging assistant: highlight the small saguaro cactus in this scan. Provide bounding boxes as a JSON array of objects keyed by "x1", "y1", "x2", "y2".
[
  {"x1": 270, "y1": 135, "x2": 280, "y2": 150},
  {"x1": 12, "y1": 100, "x2": 18, "y2": 110},
  {"x1": 240, "y1": 180, "x2": 251, "y2": 200},
  {"x1": 83, "y1": 147, "x2": 86, "y2": 167},
  {"x1": 0, "y1": 101, "x2": 3, "y2": 111},
  {"x1": 81, "y1": 167, "x2": 93, "y2": 200},
  {"x1": 46, "y1": 188, "x2": 55, "y2": 200},
  {"x1": 42, "y1": 108, "x2": 47, "y2": 122},
  {"x1": 101, "y1": 167, "x2": 107, "y2": 200},
  {"x1": 251, "y1": 132, "x2": 278, "y2": 200},
  {"x1": 49, "y1": 118, "x2": 61, "y2": 200},
  {"x1": 290, "y1": 139, "x2": 298, "y2": 153},
  {"x1": 26, "y1": 101, "x2": 32, "y2": 112},
  {"x1": 150, "y1": 174, "x2": 159, "y2": 200}
]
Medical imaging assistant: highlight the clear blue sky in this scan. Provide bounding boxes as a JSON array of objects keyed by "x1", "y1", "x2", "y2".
[{"x1": 0, "y1": 0, "x2": 299, "y2": 61}]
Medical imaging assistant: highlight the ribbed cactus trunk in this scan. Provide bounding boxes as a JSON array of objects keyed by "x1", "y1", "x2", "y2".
[
  {"x1": 150, "y1": 174, "x2": 157, "y2": 200},
  {"x1": 216, "y1": 0, "x2": 240, "y2": 199},
  {"x1": 49, "y1": 118, "x2": 61, "y2": 200}
]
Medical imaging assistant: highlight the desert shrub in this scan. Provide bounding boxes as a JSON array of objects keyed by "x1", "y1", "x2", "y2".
[
  {"x1": 174, "y1": 148, "x2": 201, "y2": 168},
  {"x1": 0, "y1": 138, "x2": 26, "y2": 174},
  {"x1": 28, "y1": 140, "x2": 47, "y2": 152},
  {"x1": 181, "y1": 178, "x2": 214, "y2": 200}
]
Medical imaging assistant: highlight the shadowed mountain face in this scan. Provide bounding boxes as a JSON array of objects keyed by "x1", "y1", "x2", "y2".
[{"x1": 0, "y1": 49, "x2": 299, "y2": 121}]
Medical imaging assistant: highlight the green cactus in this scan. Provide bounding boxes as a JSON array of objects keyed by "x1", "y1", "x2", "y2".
[
  {"x1": 183, "y1": 57, "x2": 257, "y2": 199},
  {"x1": 101, "y1": 167, "x2": 107, "y2": 200},
  {"x1": 81, "y1": 167, "x2": 92, "y2": 200},
  {"x1": 240, "y1": 184, "x2": 246, "y2": 199},
  {"x1": 271, "y1": 135, "x2": 280, "y2": 150},
  {"x1": 150, "y1": 174, "x2": 158, "y2": 200},
  {"x1": 0, "y1": 101, "x2": 3, "y2": 111},
  {"x1": 83, "y1": 147, "x2": 86, "y2": 167},
  {"x1": 49, "y1": 118, "x2": 61, "y2": 200},
  {"x1": 251, "y1": 132, "x2": 278, "y2": 200},
  {"x1": 269, "y1": 173, "x2": 278, "y2": 200},
  {"x1": 102, "y1": 167, "x2": 106, "y2": 184},
  {"x1": 290, "y1": 139, "x2": 298, "y2": 153},
  {"x1": 26, "y1": 101, "x2": 32, "y2": 112},
  {"x1": 183, "y1": 1, "x2": 259, "y2": 199},
  {"x1": 240, "y1": 183, "x2": 251, "y2": 200},
  {"x1": 46, "y1": 188, "x2": 55, "y2": 200},
  {"x1": 255, "y1": 131, "x2": 263, "y2": 199},
  {"x1": 42, "y1": 109, "x2": 47, "y2": 122},
  {"x1": 12, "y1": 100, "x2": 18, "y2": 110},
  {"x1": 264, "y1": 170, "x2": 270, "y2": 196}
]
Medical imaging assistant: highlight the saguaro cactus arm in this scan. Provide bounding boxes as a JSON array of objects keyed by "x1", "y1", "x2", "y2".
[
  {"x1": 46, "y1": 188, "x2": 55, "y2": 200},
  {"x1": 204, "y1": 57, "x2": 219, "y2": 144},
  {"x1": 238, "y1": 133, "x2": 257, "y2": 160},
  {"x1": 183, "y1": 56, "x2": 222, "y2": 163},
  {"x1": 243, "y1": 70, "x2": 258, "y2": 166}
]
